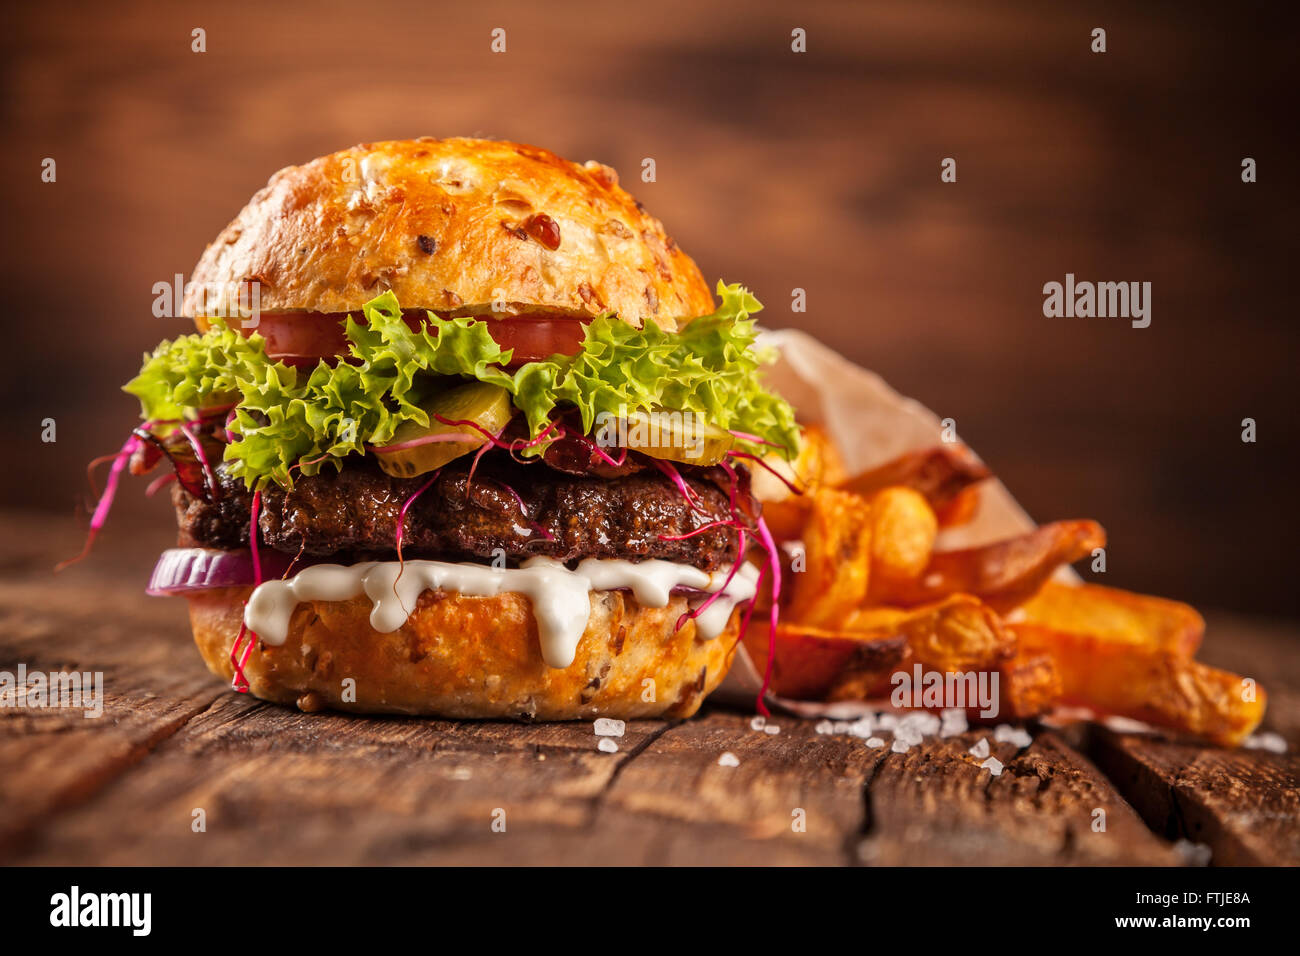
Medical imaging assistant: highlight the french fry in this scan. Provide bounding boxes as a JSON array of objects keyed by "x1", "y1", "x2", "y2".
[
  {"x1": 746, "y1": 427, "x2": 1266, "y2": 747},
  {"x1": 754, "y1": 425, "x2": 846, "y2": 540},
  {"x1": 895, "y1": 594, "x2": 1015, "y2": 672},
  {"x1": 845, "y1": 594, "x2": 1015, "y2": 673},
  {"x1": 743, "y1": 622, "x2": 908, "y2": 700},
  {"x1": 864, "y1": 486, "x2": 938, "y2": 601},
  {"x1": 750, "y1": 595, "x2": 1010, "y2": 702},
  {"x1": 800, "y1": 425, "x2": 847, "y2": 488},
  {"x1": 839, "y1": 445, "x2": 991, "y2": 525},
  {"x1": 761, "y1": 441, "x2": 985, "y2": 540},
  {"x1": 996, "y1": 650, "x2": 1063, "y2": 720},
  {"x1": 784, "y1": 488, "x2": 873, "y2": 626},
  {"x1": 1012, "y1": 623, "x2": 1265, "y2": 747},
  {"x1": 826, "y1": 662, "x2": 904, "y2": 704},
  {"x1": 1015, "y1": 581, "x2": 1203, "y2": 657},
  {"x1": 751, "y1": 425, "x2": 843, "y2": 500},
  {"x1": 882, "y1": 520, "x2": 1106, "y2": 612},
  {"x1": 933, "y1": 484, "x2": 980, "y2": 528},
  {"x1": 828, "y1": 596, "x2": 1014, "y2": 704},
  {"x1": 758, "y1": 498, "x2": 812, "y2": 543}
]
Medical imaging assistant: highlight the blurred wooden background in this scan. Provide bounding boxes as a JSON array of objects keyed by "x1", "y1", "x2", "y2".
[{"x1": 1, "y1": 0, "x2": 1296, "y2": 618}]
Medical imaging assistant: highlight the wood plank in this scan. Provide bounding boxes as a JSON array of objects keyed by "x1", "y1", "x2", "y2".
[
  {"x1": 0, "y1": 577, "x2": 223, "y2": 860},
  {"x1": 857, "y1": 730, "x2": 1181, "y2": 865},
  {"x1": 596, "y1": 709, "x2": 882, "y2": 864},
  {"x1": 1085, "y1": 728, "x2": 1300, "y2": 867},
  {"x1": 7, "y1": 689, "x2": 671, "y2": 865}
]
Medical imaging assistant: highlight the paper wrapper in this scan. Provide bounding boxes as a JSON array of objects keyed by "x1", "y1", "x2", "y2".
[{"x1": 713, "y1": 328, "x2": 1073, "y2": 718}]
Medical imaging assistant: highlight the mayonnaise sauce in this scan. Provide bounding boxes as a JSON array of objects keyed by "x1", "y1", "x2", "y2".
[{"x1": 244, "y1": 556, "x2": 759, "y2": 669}]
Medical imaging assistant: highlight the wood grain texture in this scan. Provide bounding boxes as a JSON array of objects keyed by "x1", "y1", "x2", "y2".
[
  {"x1": 2, "y1": 513, "x2": 1295, "y2": 865},
  {"x1": 858, "y1": 731, "x2": 1181, "y2": 865},
  {"x1": 1085, "y1": 730, "x2": 1300, "y2": 867}
]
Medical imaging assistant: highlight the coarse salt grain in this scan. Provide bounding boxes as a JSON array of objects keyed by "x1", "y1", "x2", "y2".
[
  {"x1": 969, "y1": 738, "x2": 990, "y2": 759},
  {"x1": 1172, "y1": 839, "x2": 1212, "y2": 866},
  {"x1": 597, "y1": 738, "x2": 619, "y2": 753},
  {"x1": 1243, "y1": 732, "x2": 1287, "y2": 753},
  {"x1": 593, "y1": 718, "x2": 625, "y2": 737},
  {"x1": 718, "y1": 752, "x2": 740, "y2": 767},
  {"x1": 980, "y1": 756, "x2": 1003, "y2": 776},
  {"x1": 764, "y1": 724, "x2": 780, "y2": 735},
  {"x1": 866, "y1": 736, "x2": 885, "y2": 749},
  {"x1": 750, "y1": 716, "x2": 767, "y2": 731},
  {"x1": 940, "y1": 723, "x2": 967, "y2": 739},
  {"x1": 1103, "y1": 715, "x2": 1153, "y2": 734},
  {"x1": 847, "y1": 717, "x2": 875, "y2": 738}
]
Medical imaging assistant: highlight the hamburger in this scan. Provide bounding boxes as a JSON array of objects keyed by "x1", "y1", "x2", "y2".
[{"x1": 85, "y1": 138, "x2": 797, "y2": 720}]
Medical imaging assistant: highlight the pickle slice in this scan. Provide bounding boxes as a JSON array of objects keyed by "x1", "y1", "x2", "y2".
[
  {"x1": 600, "y1": 408, "x2": 735, "y2": 466},
  {"x1": 376, "y1": 382, "x2": 513, "y2": 478}
]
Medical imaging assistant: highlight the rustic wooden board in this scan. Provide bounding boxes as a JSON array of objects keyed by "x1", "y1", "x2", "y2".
[
  {"x1": 1, "y1": 512, "x2": 1295, "y2": 865},
  {"x1": 1086, "y1": 730, "x2": 1300, "y2": 867},
  {"x1": 0, "y1": 579, "x2": 224, "y2": 857},
  {"x1": 858, "y1": 730, "x2": 1182, "y2": 865}
]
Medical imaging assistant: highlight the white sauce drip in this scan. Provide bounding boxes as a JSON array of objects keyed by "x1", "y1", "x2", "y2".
[{"x1": 244, "y1": 557, "x2": 759, "y2": 669}]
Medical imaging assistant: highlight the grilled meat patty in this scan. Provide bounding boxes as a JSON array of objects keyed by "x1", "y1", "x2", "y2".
[{"x1": 173, "y1": 454, "x2": 752, "y2": 570}]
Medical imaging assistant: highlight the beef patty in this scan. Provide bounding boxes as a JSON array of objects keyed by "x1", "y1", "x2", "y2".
[{"x1": 174, "y1": 455, "x2": 751, "y2": 570}]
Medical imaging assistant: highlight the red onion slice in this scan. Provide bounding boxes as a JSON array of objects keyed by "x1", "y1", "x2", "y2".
[{"x1": 147, "y1": 548, "x2": 301, "y2": 596}]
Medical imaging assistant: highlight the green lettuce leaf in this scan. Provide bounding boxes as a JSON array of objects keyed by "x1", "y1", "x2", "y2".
[
  {"x1": 123, "y1": 283, "x2": 797, "y2": 489},
  {"x1": 512, "y1": 282, "x2": 797, "y2": 453}
]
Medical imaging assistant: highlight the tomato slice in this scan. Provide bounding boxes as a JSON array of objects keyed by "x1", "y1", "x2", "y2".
[
  {"x1": 488, "y1": 317, "x2": 587, "y2": 365},
  {"x1": 237, "y1": 310, "x2": 587, "y2": 366}
]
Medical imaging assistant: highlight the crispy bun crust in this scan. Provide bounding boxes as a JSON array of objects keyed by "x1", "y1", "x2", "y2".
[
  {"x1": 186, "y1": 586, "x2": 740, "y2": 720},
  {"x1": 184, "y1": 138, "x2": 714, "y2": 331}
]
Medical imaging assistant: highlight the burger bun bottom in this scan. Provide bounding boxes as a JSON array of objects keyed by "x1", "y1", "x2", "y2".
[{"x1": 185, "y1": 585, "x2": 740, "y2": 720}]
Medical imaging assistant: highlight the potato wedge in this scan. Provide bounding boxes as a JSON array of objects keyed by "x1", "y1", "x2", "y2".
[
  {"x1": 743, "y1": 622, "x2": 908, "y2": 700},
  {"x1": 784, "y1": 488, "x2": 873, "y2": 626},
  {"x1": 750, "y1": 424, "x2": 845, "y2": 503},
  {"x1": 997, "y1": 650, "x2": 1063, "y2": 720},
  {"x1": 761, "y1": 441, "x2": 985, "y2": 539},
  {"x1": 933, "y1": 484, "x2": 981, "y2": 528},
  {"x1": 844, "y1": 594, "x2": 1015, "y2": 673},
  {"x1": 1012, "y1": 624, "x2": 1265, "y2": 747},
  {"x1": 839, "y1": 445, "x2": 991, "y2": 523},
  {"x1": 894, "y1": 594, "x2": 1016, "y2": 673},
  {"x1": 1015, "y1": 581, "x2": 1203, "y2": 658},
  {"x1": 865, "y1": 486, "x2": 938, "y2": 601},
  {"x1": 883, "y1": 520, "x2": 1106, "y2": 611},
  {"x1": 752, "y1": 425, "x2": 847, "y2": 541}
]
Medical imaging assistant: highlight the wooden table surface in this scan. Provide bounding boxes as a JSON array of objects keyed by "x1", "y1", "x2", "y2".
[{"x1": 2, "y1": 511, "x2": 1297, "y2": 866}]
